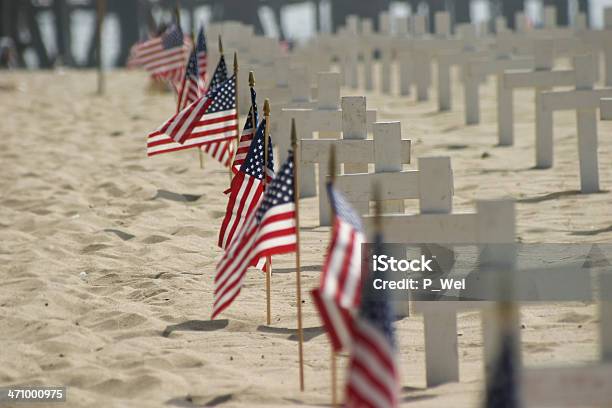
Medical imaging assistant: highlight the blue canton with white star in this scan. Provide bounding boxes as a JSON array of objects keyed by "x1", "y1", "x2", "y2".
[
  {"x1": 208, "y1": 56, "x2": 228, "y2": 92},
  {"x1": 162, "y1": 24, "x2": 184, "y2": 49},
  {"x1": 327, "y1": 184, "x2": 364, "y2": 232},
  {"x1": 255, "y1": 150, "x2": 294, "y2": 223},
  {"x1": 206, "y1": 75, "x2": 236, "y2": 114},
  {"x1": 239, "y1": 119, "x2": 274, "y2": 178},
  {"x1": 186, "y1": 50, "x2": 199, "y2": 78},
  {"x1": 196, "y1": 26, "x2": 207, "y2": 53},
  {"x1": 360, "y1": 233, "x2": 396, "y2": 348}
]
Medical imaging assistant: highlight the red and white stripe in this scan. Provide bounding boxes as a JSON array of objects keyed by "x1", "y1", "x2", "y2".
[
  {"x1": 217, "y1": 168, "x2": 264, "y2": 249},
  {"x1": 197, "y1": 52, "x2": 207, "y2": 82},
  {"x1": 201, "y1": 139, "x2": 234, "y2": 168},
  {"x1": 176, "y1": 71, "x2": 204, "y2": 112},
  {"x1": 128, "y1": 36, "x2": 190, "y2": 81},
  {"x1": 213, "y1": 202, "x2": 297, "y2": 319},
  {"x1": 147, "y1": 99, "x2": 237, "y2": 156},
  {"x1": 311, "y1": 217, "x2": 365, "y2": 351},
  {"x1": 345, "y1": 320, "x2": 399, "y2": 408},
  {"x1": 231, "y1": 116, "x2": 257, "y2": 174}
]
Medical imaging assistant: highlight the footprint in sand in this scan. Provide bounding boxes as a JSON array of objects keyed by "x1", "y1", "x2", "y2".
[
  {"x1": 104, "y1": 229, "x2": 135, "y2": 241},
  {"x1": 152, "y1": 189, "x2": 202, "y2": 203},
  {"x1": 142, "y1": 235, "x2": 170, "y2": 244}
]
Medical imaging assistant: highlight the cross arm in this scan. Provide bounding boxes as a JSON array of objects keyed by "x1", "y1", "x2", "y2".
[
  {"x1": 541, "y1": 88, "x2": 612, "y2": 111},
  {"x1": 362, "y1": 213, "x2": 479, "y2": 243},
  {"x1": 300, "y1": 139, "x2": 411, "y2": 164},
  {"x1": 503, "y1": 69, "x2": 575, "y2": 89},
  {"x1": 332, "y1": 170, "x2": 420, "y2": 202}
]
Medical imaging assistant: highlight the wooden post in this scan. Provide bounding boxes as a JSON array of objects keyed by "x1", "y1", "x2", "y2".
[
  {"x1": 233, "y1": 52, "x2": 240, "y2": 181},
  {"x1": 291, "y1": 119, "x2": 305, "y2": 392},
  {"x1": 96, "y1": 0, "x2": 106, "y2": 95},
  {"x1": 328, "y1": 144, "x2": 338, "y2": 406},
  {"x1": 264, "y1": 98, "x2": 273, "y2": 326}
]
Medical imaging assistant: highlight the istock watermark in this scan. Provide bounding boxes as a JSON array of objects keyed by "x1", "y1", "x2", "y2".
[{"x1": 361, "y1": 243, "x2": 611, "y2": 302}]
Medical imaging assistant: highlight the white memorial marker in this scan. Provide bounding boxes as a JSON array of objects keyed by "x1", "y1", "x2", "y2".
[
  {"x1": 538, "y1": 55, "x2": 610, "y2": 192},
  {"x1": 362, "y1": 199, "x2": 516, "y2": 387},
  {"x1": 300, "y1": 97, "x2": 410, "y2": 226}
]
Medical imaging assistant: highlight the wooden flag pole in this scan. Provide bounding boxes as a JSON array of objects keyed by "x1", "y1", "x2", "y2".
[
  {"x1": 191, "y1": 31, "x2": 204, "y2": 169},
  {"x1": 95, "y1": 0, "x2": 106, "y2": 95},
  {"x1": 328, "y1": 144, "x2": 338, "y2": 407},
  {"x1": 232, "y1": 51, "x2": 240, "y2": 182},
  {"x1": 291, "y1": 118, "x2": 305, "y2": 392},
  {"x1": 263, "y1": 97, "x2": 273, "y2": 326}
]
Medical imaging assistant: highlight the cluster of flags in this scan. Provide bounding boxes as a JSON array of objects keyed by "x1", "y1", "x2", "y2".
[{"x1": 130, "y1": 20, "x2": 516, "y2": 408}]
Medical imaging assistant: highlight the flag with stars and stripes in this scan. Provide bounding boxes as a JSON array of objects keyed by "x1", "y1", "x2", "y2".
[
  {"x1": 213, "y1": 149, "x2": 296, "y2": 319},
  {"x1": 199, "y1": 54, "x2": 236, "y2": 167},
  {"x1": 345, "y1": 233, "x2": 399, "y2": 408},
  {"x1": 231, "y1": 86, "x2": 258, "y2": 174},
  {"x1": 196, "y1": 26, "x2": 207, "y2": 82},
  {"x1": 176, "y1": 48, "x2": 205, "y2": 112},
  {"x1": 146, "y1": 75, "x2": 238, "y2": 156},
  {"x1": 206, "y1": 54, "x2": 228, "y2": 93},
  {"x1": 127, "y1": 24, "x2": 190, "y2": 84},
  {"x1": 311, "y1": 183, "x2": 365, "y2": 352},
  {"x1": 218, "y1": 118, "x2": 274, "y2": 249}
]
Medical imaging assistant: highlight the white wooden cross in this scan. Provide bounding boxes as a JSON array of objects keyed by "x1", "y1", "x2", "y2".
[
  {"x1": 579, "y1": 7, "x2": 612, "y2": 87},
  {"x1": 500, "y1": 39, "x2": 576, "y2": 146},
  {"x1": 538, "y1": 55, "x2": 609, "y2": 193},
  {"x1": 279, "y1": 87, "x2": 377, "y2": 200},
  {"x1": 362, "y1": 199, "x2": 516, "y2": 387},
  {"x1": 463, "y1": 45, "x2": 533, "y2": 126},
  {"x1": 332, "y1": 122, "x2": 453, "y2": 218},
  {"x1": 299, "y1": 98, "x2": 410, "y2": 226},
  {"x1": 435, "y1": 25, "x2": 489, "y2": 111},
  {"x1": 521, "y1": 273, "x2": 612, "y2": 406},
  {"x1": 406, "y1": 12, "x2": 459, "y2": 102}
]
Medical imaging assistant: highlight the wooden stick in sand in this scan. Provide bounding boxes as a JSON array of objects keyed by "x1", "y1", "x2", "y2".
[
  {"x1": 232, "y1": 52, "x2": 240, "y2": 182},
  {"x1": 291, "y1": 118, "x2": 305, "y2": 391},
  {"x1": 327, "y1": 144, "x2": 339, "y2": 406},
  {"x1": 95, "y1": 0, "x2": 106, "y2": 95},
  {"x1": 263, "y1": 97, "x2": 273, "y2": 326}
]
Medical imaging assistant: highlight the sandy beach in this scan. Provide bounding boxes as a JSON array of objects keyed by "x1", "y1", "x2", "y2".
[{"x1": 0, "y1": 66, "x2": 610, "y2": 407}]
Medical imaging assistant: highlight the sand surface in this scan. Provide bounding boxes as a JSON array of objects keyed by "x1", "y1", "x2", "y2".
[{"x1": 0, "y1": 66, "x2": 610, "y2": 407}]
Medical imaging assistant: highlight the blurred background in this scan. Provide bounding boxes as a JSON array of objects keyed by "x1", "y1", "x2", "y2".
[{"x1": 0, "y1": 0, "x2": 610, "y2": 69}]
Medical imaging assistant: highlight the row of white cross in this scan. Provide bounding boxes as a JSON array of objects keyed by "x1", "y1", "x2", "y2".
[{"x1": 204, "y1": 10, "x2": 612, "y2": 402}]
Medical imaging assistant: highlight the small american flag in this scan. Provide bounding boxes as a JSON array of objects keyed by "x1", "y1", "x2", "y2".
[
  {"x1": 218, "y1": 118, "x2": 274, "y2": 249},
  {"x1": 213, "y1": 150, "x2": 296, "y2": 319},
  {"x1": 196, "y1": 26, "x2": 207, "y2": 82},
  {"x1": 201, "y1": 140, "x2": 234, "y2": 168},
  {"x1": 311, "y1": 183, "x2": 365, "y2": 351},
  {"x1": 231, "y1": 87, "x2": 258, "y2": 174},
  {"x1": 200, "y1": 54, "x2": 235, "y2": 167},
  {"x1": 345, "y1": 236, "x2": 399, "y2": 408},
  {"x1": 147, "y1": 75, "x2": 238, "y2": 156},
  {"x1": 176, "y1": 48, "x2": 204, "y2": 112},
  {"x1": 207, "y1": 54, "x2": 228, "y2": 92},
  {"x1": 128, "y1": 24, "x2": 189, "y2": 84}
]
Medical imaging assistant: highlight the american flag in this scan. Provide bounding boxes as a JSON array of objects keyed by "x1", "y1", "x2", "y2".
[
  {"x1": 200, "y1": 54, "x2": 235, "y2": 167},
  {"x1": 176, "y1": 48, "x2": 204, "y2": 112},
  {"x1": 147, "y1": 75, "x2": 238, "y2": 156},
  {"x1": 218, "y1": 118, "x2": 274, "y2": 249},
  {"x1": 206, "y1": 54, "x2": 228, "y2": 93},
  {"x1": 231, "y1": 87, "x2": 258, "y2": 174},
  {"x1": 196, "y1": 26, "x2": 207, "y2": 82},
  {"x1": 128, "y1": 24, "x2": 189, "y2": 84},
  {"x1": 201, "y1": 140, "x2": 234, "y2": 168},
  {"x1": 311, "y1": 183, "x2": 365, "y2": 351},
  {"x1": 212, "y1": 150, "x2": 296, "y2": 319},
  {"x1": 345, "y1": 236, "x2": 399, "y2": 408}
]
